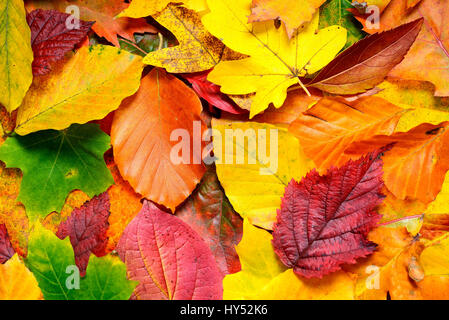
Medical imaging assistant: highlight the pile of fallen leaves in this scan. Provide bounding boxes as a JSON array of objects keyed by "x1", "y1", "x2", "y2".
[{"x1": 0, "y1": 0, "x2": 448, "y2": 300}]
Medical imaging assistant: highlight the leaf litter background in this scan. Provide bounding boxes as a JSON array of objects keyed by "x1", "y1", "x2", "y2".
[{"x1": 0, "y1": 0, "x2": 449, "y2": 300}]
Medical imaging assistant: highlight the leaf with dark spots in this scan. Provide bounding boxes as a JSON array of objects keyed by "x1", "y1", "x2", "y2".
[
  {"x1": 27, "y1": 9, "x2": 94, "y2": 76},
  {"x1": 176, "y1": 168, "x2": 243, "y2": 276},
  {"x1": 308, "y1": 18, "x2": 423, "y2": 94},
  {"x1": 0, "y1": 225, "x2": 15, "y2": 264},
  {"x1": 272, "y1": 149, "x2": 385, "y2": 278},
  {"x1": 57, "y1": 192, "x2": 110, "y2": 277}
]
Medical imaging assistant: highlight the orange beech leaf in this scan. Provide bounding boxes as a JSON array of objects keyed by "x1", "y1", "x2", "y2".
[
  {"x1": 345, "y1": 122, "x2": 449, "y2": 204},
  {"x1": 248, "y1": 0, "x2": 326, "y2": 38},
  {"x1": 111, "y1": 68, "x2": 206, "y2": 211},
  {"x1": 105, "y1": 162, "x2": 142, "y2": 253},
  {"x1": 288, "y1": 96, "x2": 405, "y2": 172},
  {"x1": 25, "y1": 0, "x2": 158, "y2": 47}
]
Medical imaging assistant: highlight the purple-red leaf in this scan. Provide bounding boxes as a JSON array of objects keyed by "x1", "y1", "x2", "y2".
[
  {"x1": 117, "y1": 200, "x2": 223, "y2": 300},
  {"x1": 27, "y1": 9, "x2": 94, "y2": 76},
  {"x1": 308, "y1": 18, "x2": 423, "y2": 94},
  {"x1": 183, "y1": 70, "x2": 247, "y2": 115},
  {"x1": 56, "y1": 192, "x2": 110, "y2": 277},
  {"x1": 0, "y1": 225, "x2": 14, "y2": 264},
  {"x1": 272, "y1": 150, "x2": 385, "y2": 278}
]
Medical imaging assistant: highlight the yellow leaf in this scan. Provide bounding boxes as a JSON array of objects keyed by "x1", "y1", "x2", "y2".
[
  {"x1": 426, "y1": 172, "x2": 449, "y2": 214},
  {"x1": 0, "y1": 0, "x2": 33, "y2": 112},
  {"x1": 15, "y1": 45, "x2": 144, "y2": 135},
  {"x1": 117, "y1": 0, "x2": 207, "y2": 18},
  {"x1": 202, "y1": 0, "x2": 346, "y2": 117},
  {"x1": 224, "y1": 220, "x2": 355, "y2": 300},
  {"x1": 223, "y1": 220, "x2": 287, "y2": 299},
  {"x1": 143, "y1": 5, "x2": 243, "y2": 73},
  {"x1": 212, "y1": 119, "x2": 314, "y2": 229},
  {"x1": 0, "y1": 255, "x2": 42, "y2": 300},
  {"x1": 421, "y1": 235, "x2": 449, "y2": 276}
]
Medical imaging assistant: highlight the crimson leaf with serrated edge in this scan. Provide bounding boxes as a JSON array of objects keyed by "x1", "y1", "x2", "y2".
[
  {"x1": 27, "y1": 9, "x2": 94, "y2": 76},
  {"x1": 57, "y1": 192, "x2": 110, "y2": 277},
  {"x1": 272, "y1": 149, "x2": 385, "y2": 278}
]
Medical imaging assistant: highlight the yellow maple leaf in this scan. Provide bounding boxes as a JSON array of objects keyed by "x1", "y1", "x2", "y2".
[
  {"x1": 15, "y1": 45, "x2": 144, "y2": 135},
  {"x1": 0, "y1": 255, "x2": 42, "y2": 300},
  {"x1": 0, "y1": 0, "x2": 33, "y2": 112},
  {"x1": 202, "y1": 0, "x2": 346, "y2": 118},
  {"x1": 117, "y1": 0, "x2": 207, "y2": 18},
  {"x1": 212, "y1": 119, "x2": 314, "y2": 229}
]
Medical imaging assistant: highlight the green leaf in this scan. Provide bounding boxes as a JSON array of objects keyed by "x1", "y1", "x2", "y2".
[
  {"x1": 118, "y1": 33, "x2": 170, "y2": 57},
  {"x1": 0, "y1": 123, "x2": 113, "y2": 220},
  {"x1": 25, "y1": 224, "x2": 137, "y2": 300},
  {"x1": 319, "y1": 0, "x2": 365, "y2": 49}
]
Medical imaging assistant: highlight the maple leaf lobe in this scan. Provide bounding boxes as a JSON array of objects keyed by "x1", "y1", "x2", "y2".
[{"x1": 272, "y1": 150, "x2": 385, "y2": 278}]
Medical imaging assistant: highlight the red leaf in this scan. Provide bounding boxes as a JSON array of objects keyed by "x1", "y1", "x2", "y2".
[
  {"x1": 117, "y1": 200, "x2": 223, "y2": 300},
  {"x1": 56, "y1": 192, "x2": 110, "y2": 277},
  {"x1": 183, "y1": 70, "x2": 247, "y2": 115},
  {"x1": 272, "y1": 150, "x2": 385, "y2": 278},
  {"x1": 0, "y1": 225, "x2": 15, "y2": 264},
  {"x1": 27, "y1": 9, "x2": 94, "y2": 76},
  {"x1": 176, "y1": 168, "x2": 243, "y2": 276}
]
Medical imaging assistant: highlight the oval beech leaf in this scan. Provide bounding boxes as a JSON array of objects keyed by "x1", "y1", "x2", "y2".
[
  {"x1": 308, "y1": 18, "x2": 423, "y2": 94},
  {"x1": 27, "y1": 9, "x2": 94, "y2": 76},
  {"x1": 117, "y1": 200, "x2": 223, "y2": 300},
  {"x1": 272, "y1": 149, "x2": 385, "y2": 278},
  {"x1": 111, "y1": 68, "x2": 206, "y2": 211}
]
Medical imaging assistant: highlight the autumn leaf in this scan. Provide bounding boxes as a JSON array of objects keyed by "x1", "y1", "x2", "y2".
[
  {"x1": 57, "y1": 192, "x2": 110, "y2": 277},
  {"x1": 0, "y1": 0, "x2": 33, "y2": 112},
  {"x1": 0, "y1": 255, "x2": 42, "y2": 300},
  {"x1": 202, "y1": 0, "x2": 347, "y2": 117},
  {"x1": 27, "y1": 9, "x2": 94, "y2": 76},
  {"x1": 143, "y1": 5, "x2": 243, "y2": 73},
  {"x1": 345, "y1": 122, "x2": 449, "y2": 204},
  {"x1": 0, "y1": 225, "x2": 14, "y2": 264},
  {"x1": 25, "y1": 0, "x2": 158, "y2": 47},
  {"x1": 15, "y1": 45, "x2": 143, "y2": 135},
  {"x1": 308, "y1": 19, "x2": 423, "y2": 94},
  {"x1": 212, "y1": 119, "x2": 315, "y2": 229},
  {"x1": 289, "y1": 96, "x2": 405, "y2": 172},
  {"x1": 247, "y1": 0, "x2": 326, "y2": 38},
  {"x1": 117, "y1": 200, "x2": 223, "y2": 300},
  {"x1": 0, "y1": 124, "x2": 113, "y2": 220},
  {"x1": 117, "y1": 0, "x2": 207, "y2": 18},
  {"x1": 176, "y1": 167, "x2": 243, "y2": 276},
  {"x1": 273, "y1": 149, "x2": 384, "y2": 278},
  {"x1": 25, "y1": 223, "x2": 136, "y2": 300},
  {"x1": 111, "y1": 68, "x2": 206, "y2": 211}
]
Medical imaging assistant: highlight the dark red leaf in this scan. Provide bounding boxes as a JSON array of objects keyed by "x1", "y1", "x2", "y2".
[
  {"x1": 27, "y1": 9, "x2": 94, "y2": 76},
  {"x1": 176, "y1": 168, "x2": 243, "y2": 276},
  {"x1": 56, "y1": 192, "x2": 110, "y2": 277},
  {"x1": 183, "y1": 70, "x2": 247, "y2": 114},
  {"x1": 272, "y1": 149, "x2": 385, "y2": 278},
  {"x1": 0, "y1": 225, "x2": 15, "y2": 264},
  {"x1": 308, "y1": 18, "x2": 423, "y2": 94},
  {"x1": 117, "y1": 200, "x2": 223, "y2": 300}
]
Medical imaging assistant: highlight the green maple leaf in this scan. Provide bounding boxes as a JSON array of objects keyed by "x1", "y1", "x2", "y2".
[
  {"x1": 0, "y1": 123, "x2": 113, "y2": 220},
  {"x1": 25, "y1": 224, "x2": 137, "y2": 300},
  {"x1": 319, "y1": 0, "x2": 365, "y2": 49}
]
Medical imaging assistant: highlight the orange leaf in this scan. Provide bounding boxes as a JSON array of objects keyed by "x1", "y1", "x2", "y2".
[
  {"x1": 345, "y1": 122, "x2": 449, "y2": 204},
  {"x1": 111, "y1": 68, "x2": 206, "y2": 211},
  {"x1": 288, "y1": 96, "x2": 405, "y2": 172}
]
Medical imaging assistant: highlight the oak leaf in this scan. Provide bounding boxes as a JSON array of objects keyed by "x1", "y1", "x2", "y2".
[
  {"x1": 111, "y1": 68, "x2": 206, "y2": 211},
  {"x1": 27, "y1": 9, "x2": 94, "y2": 76},
  {"x1": 272, "y1": 149, "x2": 384, "y2": 278},
  {"x1": 117, "y1": 200, "x2": 223, "y2": 300},
  {"x1": 202, "y1": 0, "x2": 347, "y2": 117}
]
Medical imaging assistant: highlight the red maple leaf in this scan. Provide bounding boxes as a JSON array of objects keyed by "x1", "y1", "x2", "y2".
[
  {"x1": 0, "y1": 225, "x2": 15, "y2": 264},
  {"x1": 272, "y1": 149, "x2": 385, "y2": 278},
  {"x1": 183, "y1": 70, "x2": 247, "y2": 115},
  {"x1": 57, "y1": 192, "x2": 110, "y2": 277},
  {"x1": 27, "y1": 9, "x2": 94, "y2": 76}
]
